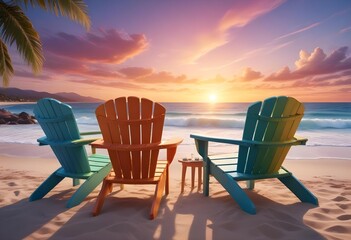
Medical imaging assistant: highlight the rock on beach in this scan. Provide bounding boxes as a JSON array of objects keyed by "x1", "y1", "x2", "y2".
[{"x1": 0, "y1": 109, "x2": 36, "y2": 125}]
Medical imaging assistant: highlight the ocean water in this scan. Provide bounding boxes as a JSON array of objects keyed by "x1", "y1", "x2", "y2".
[{"x1": 1, "y1": 102, "x2": 350, "y2": 152}]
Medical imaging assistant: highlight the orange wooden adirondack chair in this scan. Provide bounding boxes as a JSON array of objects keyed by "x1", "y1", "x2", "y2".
[{"x1": 91, "y1": 97, "x2": 182, "y2": 219}]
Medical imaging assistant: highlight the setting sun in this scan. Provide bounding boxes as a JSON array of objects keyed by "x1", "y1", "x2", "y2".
[{"x1": 209, "y1": 94, "x2": 217, "y2": 103}]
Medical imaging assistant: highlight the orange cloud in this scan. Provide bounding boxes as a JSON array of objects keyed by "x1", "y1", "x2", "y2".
[
  {"x1": 132, "y1": 71, "x2": 192, "y2": 83},
  {"x1": 43, "y1": 29, "x2": 148, "y2": 64},
  {"x1": 118, "y1": 67, "x2": 154, "y2": 79},
  {"x1": 71, "y1": 79, "x2": 144, "y2": 90}
]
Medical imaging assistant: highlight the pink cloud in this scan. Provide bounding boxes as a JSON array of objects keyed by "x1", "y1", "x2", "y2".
[
  {"x1": 43, "y1": 53, "x2": 124, "y2": 79},
  {"x1": 240, "y1": 67, "x2": 263, "y2": 81},
  {"x1": 296, "y1": 47, "x2": 351, "y2": 74},
  {"x1": 265, "y1": 66, "x2": 301, "y2": 81},
  {"x1": 266, "y1": 46, "x2": 351, "y2": 81},
  {"x1": 43, "y1": 29, "x2": 148, "y2": 64},
  {"x1": 43, "y1": 53, "x2": 87, "y2": 73}
]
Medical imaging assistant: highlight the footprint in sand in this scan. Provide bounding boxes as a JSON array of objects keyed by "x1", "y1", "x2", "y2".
[
  {"x1": 7, "y1": 182, "x2": 17, "y2": 187},
  {"x1": 325, "y1": 225, "x2": 349, "y2": 233},
  {"x1": 336, "y1": 203, "x2": 350, "y2": 210},
  {"x1": 337, "y1": 214, "x2": 351, "y2": 221},
  {"x1": 332, "y1": 196, "x2": 349, "y2": 202}
]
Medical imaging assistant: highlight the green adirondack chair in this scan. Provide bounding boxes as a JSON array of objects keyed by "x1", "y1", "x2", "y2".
[
  {"x1": 190, "y1": 96, "x2": 318, "y2": 214},
  {"x1": 29, "y1": 98, "x2": 112, "y2": 208}
]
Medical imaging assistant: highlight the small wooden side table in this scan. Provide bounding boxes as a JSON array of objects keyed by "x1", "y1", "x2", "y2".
[{"x1": 178, "y1": 158, "x2": 203, "y2": 193}]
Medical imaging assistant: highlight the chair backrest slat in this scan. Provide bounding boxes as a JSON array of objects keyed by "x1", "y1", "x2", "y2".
[
  {"x1": 141, "y1": 98, "x2": 153, "y2": 178},
  {"x1": 128, "y1": 97, "x2": 141, "y2": 179},
  {"x1": 96, "y1": 97, "x2": 166, "y2": 180},
  {"x1": 115, "y1": 97, "x2": 132, "y2": 179},
  {"x1": 252, "y1": 97, "x2": 288, "y2": 173},
  {"x1": 238, "y1": 96, "x2": 304, "y2": 174},
  {"x1": 237, "y1": 102, "x2": 261, "y2": 172},
  {"x1": 268, "y1": 98, "x2": 304, "y2": 172},
  {"x1": 34, "y1": 98, "x2": 90, "y2": 174},
  {"x1": 96, "y1": 103, "x2": 123, "y2": 178},
  {"x1": 149, "y1": 103, "x2": 165, "y2": 177},
  {"x1": 244, "y1": 98, "x2": 277, "y2": 173}
]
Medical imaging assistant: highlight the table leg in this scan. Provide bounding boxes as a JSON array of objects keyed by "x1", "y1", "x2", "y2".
[
  {"x1": 191, "y1": 166, "x2": 195, "y2": 189},
  {"x1": 181, "y1": 164, "x2": 187, "y2": 193}
]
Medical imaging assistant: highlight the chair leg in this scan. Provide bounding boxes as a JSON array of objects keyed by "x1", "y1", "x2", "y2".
[
  {"x1": 73, "y1": 178, "x2": 80, "y2": 186},
  {"x1": 165, "y1": 165, "x2": 169, "y2": 195},
  {"x1": 92, "y1": 180, "x2": 112, "y2": 216},
  {"x1": 150, "y1": 171, "x2": 166, "y2": 220},
  {"x1": 67, "y1": 163, "x2": 112, "y2": 208},
  {"x1": 247, "y1": 180, "x2": 255, "y2": 190},
  {"x1": 203, "y1": 161, "x2": 210, "y2": 196},
  {"x1": 211, "y1": 163, "x2": 256, "y2": 214},
  {"x1": 29, "y1": 169, "x2": 64, "y2": 201},
  {"x1": 279, "y1": 175, "x2": 318, "y2": 205}
]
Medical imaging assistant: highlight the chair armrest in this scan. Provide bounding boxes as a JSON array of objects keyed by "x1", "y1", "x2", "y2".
[
  {"x1": 190, "y1": 134, "x2": 308, "y2": 147},
  {"x1": 190, "y1": 134, "x2": 252, "y2": 146},
  {"x1": 71, "y1": 138, "x2": 100, "y2": 145},
  {"x1": 158, "y1": 138, "x2": 183, "y2": 149},
  {"x1": 293, "y1": 136, "x2": 308, "y2": 145},
  {"x1": 37, "y1": 136, "x2": 99, "y2": 147},
  {"x1": 79, "y1": 131, "x2": 101, "y2": 136},
  {"x1": 91, "y1": 137, "x2": 183, "y2": 151}
]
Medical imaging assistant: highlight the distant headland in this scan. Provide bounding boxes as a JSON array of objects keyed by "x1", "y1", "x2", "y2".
[{"x1": 0, "y1": 87, "x2": 103, "y2": 103}]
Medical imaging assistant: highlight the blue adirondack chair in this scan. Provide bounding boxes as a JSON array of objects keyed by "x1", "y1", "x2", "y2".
[
  {"x1": 29, "y1": 98, "x2": 112, "y2": 208},
  {"x1": 190, "y1": 96, "x2": 318, "y2": 214}
]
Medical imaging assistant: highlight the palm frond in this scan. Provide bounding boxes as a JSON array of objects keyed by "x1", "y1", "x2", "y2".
[
  {"x1": 15, "y1": 0, "x2": 91, "y2": 30},
  {"x1": 0, "y1": 1, "x2": 43, "y2": 74},
  {"x1": 15, "y1": 0, "x2": 46, "y2": 9},
  {"x1": 0, "y1": 39, "x2": 14, "y2": 87}
]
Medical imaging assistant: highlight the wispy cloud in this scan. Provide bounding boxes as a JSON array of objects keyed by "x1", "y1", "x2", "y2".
[
  {"x1": 340, "y1": 26, "x2": 351, "y2": 34},
  {"x1": 218, "y1": 0, "x2": 284, "y2": 31},
  {"x1": 14, "y1": 70, "x2": 52, "y2": 80},
  {"x1": 274, "y1": 22, "x2": 321, "y2": 41},
  {"x1": 187, "y1": 0, "x2": 284, "y2": 63}
]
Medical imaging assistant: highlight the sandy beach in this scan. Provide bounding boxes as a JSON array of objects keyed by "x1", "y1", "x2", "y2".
[{"x1": 0, "y1": 142, "x2": 350, "y2": 240}]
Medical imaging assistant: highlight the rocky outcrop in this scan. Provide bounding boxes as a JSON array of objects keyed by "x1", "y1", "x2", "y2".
[{"x1": 0, "y1": 109, "x2": 36, "y2": 124}]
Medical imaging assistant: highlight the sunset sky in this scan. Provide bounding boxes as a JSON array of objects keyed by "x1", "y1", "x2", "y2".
[{"x1": 8, "y1": 0, "x2": 351, "y2": 102}]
